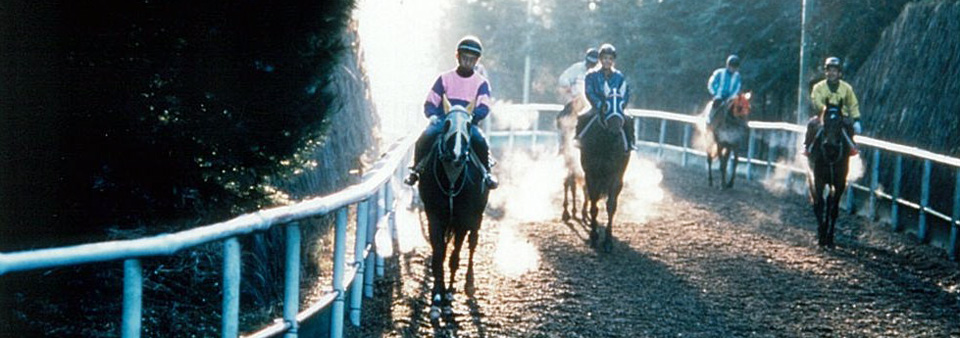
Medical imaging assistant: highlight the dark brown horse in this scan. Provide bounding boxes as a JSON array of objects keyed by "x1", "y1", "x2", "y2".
[
  {"x1": 706, "y1": 92, "x2": 751, "y2": 188},
  {"x1": 806, "y1": 105, "x2": 852, "y2": 247},
  {"x1": 417, "y1": 99, "x2": 489, "y2": 320},
  {"x1": 575, "y1": 83, "x2": 631, "y2": 252}
]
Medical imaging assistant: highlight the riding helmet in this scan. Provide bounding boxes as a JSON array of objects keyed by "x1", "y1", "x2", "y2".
[
  {"x1": 598, "y1": 43, "x2": 616, "y2": 58},
  {"x1": 585, "y1": 48, "x2": 599, "y2": 63},
  {"x1": 726, "y1": 54, "x2": 741, "y2": 68},
  {"x1": 824, "y1": 56, "x2": 842, "y2": 70},
  {"x1": 457, "y1": 36, "x2": 483, "y2": 56}
]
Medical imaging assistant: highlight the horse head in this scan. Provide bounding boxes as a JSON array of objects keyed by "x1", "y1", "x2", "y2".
[
  {"x1": 600, "y1": 81, "x2": 628, "y2": 133},
  {"x1": 817, "y1": 104, "x2": 847, "y2": 161},
  {"x1": 439, "y1": 96, "x2": 474, "y2": 165},
  {"x1": 730, "y1": 92, "x2": 751, "y2": 118}
]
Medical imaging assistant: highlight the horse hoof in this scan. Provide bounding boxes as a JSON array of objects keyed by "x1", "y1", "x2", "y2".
[
  {"x1": 429, "y1": 306, "x2": 441, "y2": 321},
  {"x1": 442, "y1": 305, "x2": 453, "y2": 317},
  {"x1": 562, "y1": 211, "x2": 571, "y2": 221}
]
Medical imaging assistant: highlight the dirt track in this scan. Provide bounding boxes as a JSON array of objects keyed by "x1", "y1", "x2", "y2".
[{"x1": 349, "y1": 158, "x2": 960, "y2": 337}]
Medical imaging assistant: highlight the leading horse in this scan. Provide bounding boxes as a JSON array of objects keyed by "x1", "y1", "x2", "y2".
[
  {"x1": 806, "y1": 105, "x2": 852, "y2": 247},
  {"x1": 576, "y1": 81, "x2": 631, "y2": 252},
  {"x1": 706, "y1": 92, "x2": 751, "y2": 188},
  {"x1": 418, "y1": 98, "x2": 490, "y2": 320}
]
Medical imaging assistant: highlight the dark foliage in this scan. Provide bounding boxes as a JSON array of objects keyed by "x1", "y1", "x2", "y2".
[
  {"x1": 442, "y1": 0, "x2": 910, "y2": 121},
  {"x1": 1, "y1": 0, "x2": 355, "y2": 250}
]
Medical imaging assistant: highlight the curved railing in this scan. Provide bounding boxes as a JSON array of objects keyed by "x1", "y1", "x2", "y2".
[
  {"x1": 493, "y1": 104, "x2": 960, "y2": 258},
  {"x1": 0, "y1": 136, "x2": 417, "y2": 338}
]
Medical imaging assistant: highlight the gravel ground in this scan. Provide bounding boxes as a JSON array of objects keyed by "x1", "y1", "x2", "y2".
[{"x1": 348, "y1": 159, "x2": 960, "y2": 338}]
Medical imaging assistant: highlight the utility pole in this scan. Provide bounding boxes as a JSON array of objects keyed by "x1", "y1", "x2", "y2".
[
  {"x1": 522, "y1": 0, "x2": 532, "y2": 104},
  {"x1": 796, "y1": 0, "x2": 813, "y2": 125}
]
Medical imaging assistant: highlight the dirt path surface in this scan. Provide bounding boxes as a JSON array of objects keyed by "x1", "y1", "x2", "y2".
[{"x1": 349, "y1": 157, "x2": 960, "y2": 337}]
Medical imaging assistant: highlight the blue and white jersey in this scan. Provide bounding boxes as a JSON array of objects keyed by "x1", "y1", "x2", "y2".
[
  {"x1": 584, "y1": 68, "x2": 629, "y2": 115},
  {"x1": 708, "y1": 68, "x2": 741, "y2": 101}
]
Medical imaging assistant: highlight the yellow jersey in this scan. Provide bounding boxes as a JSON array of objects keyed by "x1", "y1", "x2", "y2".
[{"x1": 810, "y1": 79, "x2": 860, "y2": 119}]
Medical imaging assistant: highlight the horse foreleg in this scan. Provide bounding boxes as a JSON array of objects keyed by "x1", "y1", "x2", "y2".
[
  {"x1": 707, "y1": 152, "x2": 715, "y2": 187},
  {"x1": 562, "y1": 175, "x2": 572, "y2": 221},
  {"x1": 445, "y1": 230, "x2": 467, "y2": 315},
  {"x1": 581, "y1": 185, "x2": 590, "y2": 223},
  {"x1": 719, "y1": 148, "x2": 730, "y2": 189},
  {"x1": 812, "y1": 182, "x2": 827, "y2": 246},
  {"x1": 428, "y1": 222, "x2": 447, "y2": 320},
  {"x1": 828, "y1": 184, "x2": 845, "y2": 247},
  {"x1": 727, "y1": 149, "x2": 738, "y2": 188},
  {"x1": 603, "y1": 184, "x2": 623, "y2": 253},
  {"x1": 465, "y1": 229, "x2": 479, "y2": 297},
  {"x1": 589, "y1": 198, "x2": 600, "y2": 247}
]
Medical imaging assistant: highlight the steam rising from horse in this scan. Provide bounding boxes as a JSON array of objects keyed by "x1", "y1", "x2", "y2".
[{"x1": 417, "y1": 99, "x2": 489, "y2": 320}]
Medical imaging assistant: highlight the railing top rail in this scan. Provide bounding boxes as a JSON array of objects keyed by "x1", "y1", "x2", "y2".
[
  {"x1": 623, "y1": 108, "x2": 960, "y2": 168},
  {"x1": 0, "y1": 136, "x2": 417, "y2": 275}
]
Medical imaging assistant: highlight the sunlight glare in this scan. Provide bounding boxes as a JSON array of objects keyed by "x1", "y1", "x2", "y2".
[{"x1": 356, "y1": 0, "x2": 450, "y2": 146}]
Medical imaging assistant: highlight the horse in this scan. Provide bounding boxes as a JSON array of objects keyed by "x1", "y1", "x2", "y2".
[
  {"x1": 417, "y1": 97, "x2": 490, "y2": 320},
  {"x1": 556, "y1": 96, "x2": 588, "y2": 222},
  {"x1": 806, "y1": 105, "x2": 852, "y2": 247},
  {"x1": 575, "y1": 81, "x2": 631, "y2": 252},
  {"x1": 706, "y1": 92, "x2": 751, "y2": 189}
]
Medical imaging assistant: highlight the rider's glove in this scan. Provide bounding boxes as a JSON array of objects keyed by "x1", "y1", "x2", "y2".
[
  {"x1": 852, "y1": 120, "x2": 862, "y2": 134},
  {"x1": 428, "y1": 115, "x2": 440, "y2": 125}
]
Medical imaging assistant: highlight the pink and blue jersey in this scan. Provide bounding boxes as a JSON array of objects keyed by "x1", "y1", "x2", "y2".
[{"x1": 424, "y1": 69, "x2": 492, "y2": 124}]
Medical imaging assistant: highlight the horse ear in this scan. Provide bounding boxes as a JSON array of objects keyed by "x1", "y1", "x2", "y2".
[
  {"x1": 442, "y1": 94, "x2": 451, "y2": 114},
  {"x1": 466, "y1": 101, "x2": 475, "y2": 115}
]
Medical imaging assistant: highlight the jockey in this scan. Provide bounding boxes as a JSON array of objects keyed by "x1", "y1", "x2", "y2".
[
  {"x1": 558, "y1": 47, "x2": 599, "y2": 110},
  {"x1": 803, "y1": 56, "x2": 861, "y2": 157},
  {"x1": 404, "y1": 36, "x2": 498, "y2": 189},
  {"x1": 583, "y1": 43, "x2": 634, "y2": 151},
  {"x1": 706, "y1": 54, "x2": 742, "y2": 128}
]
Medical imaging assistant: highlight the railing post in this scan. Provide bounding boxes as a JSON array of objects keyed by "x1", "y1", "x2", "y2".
[
  {"x1": 634, "y1": 116, "x2": 641, "y2": 154},
  {"x1": 385, "y1": 181, "x2": 398, "y2": 255},
  {"x1": 657, "y1": 119, "x2": 667, "y2": 159},
  {"x1": 331, "y1": 208, "x2": 348, "y2": 338},
  {"x1": 949, "y1": 168, "x2": 960, "y2": 260},
  {"x1": 891, "y1": 155, "x2": 902, "y2": 231},
  {"x1": 682, "y1": 124, "x2": 690, "y2": 167},
  {"x1": 122, "y1": 259, "x2": 142, "y2": 338},
  {"x1": 918, "y1": 159, "x2": 932, "y2": 243},
  {"x1": 766, "y1": 131, "x2": 775, "y2": 179},
  {"x1": 222, "y1": 237, "x2": 241, "y2": 338},
  {"x1": 363, "y1": 196, "x2": 376, "y2": 297},
  {"x1": 350, "y1": 200, "x2": 368, "y2": 327},
  {"x1": 746, "y1": 129, "x2": 756, "y2": 180},
  {"x1": 869, "y1": 149, "x2": 880, "y2": 220},
  {"x1": 366, "y1": 189, "x2": 384, "y2": 296},
  {"x1": 531, "y1": 109, "x2": 540, "y2": 146},
  {"x1": 283, "y1": 222, "x2": 301, "y2": 338}
]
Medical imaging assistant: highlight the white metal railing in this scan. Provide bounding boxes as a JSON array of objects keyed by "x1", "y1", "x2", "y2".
[
  {"x1": 0, "y1": 135, "x2": 417, "y2": 338},
  {"x1": 495, "y1": 104, "x2": 960, "y2": 258}
]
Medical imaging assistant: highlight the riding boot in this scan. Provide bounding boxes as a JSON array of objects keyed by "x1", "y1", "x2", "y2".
[{"x1": 405, "y1": 127, "x2": 439, "y2": 186}]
